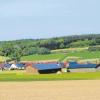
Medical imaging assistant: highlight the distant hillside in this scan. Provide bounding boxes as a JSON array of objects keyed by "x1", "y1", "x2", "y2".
[{"x1": 0, "y1": 34, "x2": 99, "y2": 60}]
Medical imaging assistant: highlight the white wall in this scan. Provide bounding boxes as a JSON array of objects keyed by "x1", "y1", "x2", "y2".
[{"x1": 69, "y1": 68, "x2": 96, "y2": 73}]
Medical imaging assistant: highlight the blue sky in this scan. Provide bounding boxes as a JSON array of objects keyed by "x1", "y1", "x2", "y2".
[{"x1": 0, "y1": 0, "x2": 100, "y2": 41}]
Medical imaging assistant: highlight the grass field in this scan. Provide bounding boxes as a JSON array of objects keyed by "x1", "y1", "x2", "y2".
[
  {"x1": 67, "y1": 51, "x2": 100, "y2": 59},
  {"x1": 21, "y1": 53, "x2": 65, "y2": 61},
  {"x1": 21, "y1": 50, "x2": 100, "y2": 62},
  {"x1": 1, "y1": 71, "x2": 100, "y2": 81},
  {"x1": 52, "y1": 47, "x2": 88, "y2": 53}
]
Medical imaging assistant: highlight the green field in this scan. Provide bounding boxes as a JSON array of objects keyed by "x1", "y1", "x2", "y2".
[
  {"x1": 0, "y1": 47, "x2": 99, "y2": 62},
  {"x1": 21, "y1": 53, "x2": 65, "y2": 61},
  {"x1": 66, "y1": 51, "x2": 100, "y2": 59},
  {"x1": 1, "y1": 71, "x2": 100, "y2": 81},
  {"x1": 52, "y1": 47, "x2": 88, "y2": 53},
  {"x1": 21, "y1": 50, "x2": 100, "y2": 62}
]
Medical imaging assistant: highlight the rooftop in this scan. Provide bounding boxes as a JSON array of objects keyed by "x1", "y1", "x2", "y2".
[
  {"x1": 33, "y1": 63, "x2": 62, "y2": 70},
  {"x1": 68, "y1": 62, "x2": 97, "y2": 69}
]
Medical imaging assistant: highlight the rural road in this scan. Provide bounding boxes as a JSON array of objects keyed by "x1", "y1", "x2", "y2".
[{"x1": 0, "y1": 80, "x2": 100, "y2": 100}]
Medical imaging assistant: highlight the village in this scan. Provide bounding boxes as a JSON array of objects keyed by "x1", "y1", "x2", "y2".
[{"x1": 0, "y1": 60, "x2": 100, "y2": 74}]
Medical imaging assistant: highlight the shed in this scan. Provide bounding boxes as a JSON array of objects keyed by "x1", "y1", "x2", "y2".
[
  {"x1": 26, "y1": 63, "x2": 63, "y2": 74},
  {"x1": 68, "y1": 62, "x2": 99, "y2": 72}
]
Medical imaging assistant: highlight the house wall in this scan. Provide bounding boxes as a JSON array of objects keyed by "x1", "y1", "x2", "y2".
[{"x1": 69, "y1": 68, "x2": 96, "y2": 73}]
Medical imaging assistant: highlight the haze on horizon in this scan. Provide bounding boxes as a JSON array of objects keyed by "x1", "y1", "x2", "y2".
[{"x1": 0, "y1": 0, "x2": 100, "y2": 41}]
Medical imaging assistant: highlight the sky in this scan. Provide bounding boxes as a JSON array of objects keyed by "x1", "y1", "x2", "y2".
[{"x1": 0, "y1": 0, "x2": 100, "y2": 41}]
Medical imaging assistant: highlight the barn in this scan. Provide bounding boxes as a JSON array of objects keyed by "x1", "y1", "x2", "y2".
[
  {"x1": 26, "y1": 63, "x2": 63, "y2": 74},
  {"x1": 68, "y1": 62, "x2": 100, "y2": 72}
]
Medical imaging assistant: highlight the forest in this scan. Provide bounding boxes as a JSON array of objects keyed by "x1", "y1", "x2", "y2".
[{"x1": 0, "y1": 34, "x2": 100, "y2": 61}]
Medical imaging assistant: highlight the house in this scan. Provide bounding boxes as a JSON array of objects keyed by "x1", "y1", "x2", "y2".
[
  {"x1": 4, "y1": 63, "x2": 25, "y2": 70},
  {"x1": 68, "y1": 61, "x2": 100, "y2": 72},
  {"x1": 26, "y1": 62, "x2": 64, "y2": 74}
]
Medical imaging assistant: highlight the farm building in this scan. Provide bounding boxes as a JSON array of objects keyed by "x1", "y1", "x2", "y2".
[
  {"x1": 4, "y1": 63, "x2": 25, "y2": 70},
  {"x1": 68, "y1": 62, "x2": 100, "y2": 72},
  {"x1": 26, "y1": 62, "x2": 64, "y2": 74}
]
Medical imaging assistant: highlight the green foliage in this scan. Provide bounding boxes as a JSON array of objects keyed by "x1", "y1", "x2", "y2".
[
  {"x1": 23, "y1": 47, "x2": 38, "y2": 56},
  {"x1": 37, "y1": 47, "x2": 51, "y2": 55},
  {"x1": 69, "y1": 40, "x2": 96, "y2": 47}
]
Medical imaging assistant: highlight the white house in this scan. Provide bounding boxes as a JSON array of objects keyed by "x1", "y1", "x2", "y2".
[{"x1": 9, "y1": 64, "x2": 18, "y2": 70}]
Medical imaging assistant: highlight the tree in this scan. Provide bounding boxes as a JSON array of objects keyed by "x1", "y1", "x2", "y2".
[{"x1": 37, "y1": 47, "x2": 51, "y2": 55}]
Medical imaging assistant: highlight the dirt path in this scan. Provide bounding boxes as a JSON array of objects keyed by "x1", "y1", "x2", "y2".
[{"x1": 0, "y1": 80, "x2": 100, "y2": 100}]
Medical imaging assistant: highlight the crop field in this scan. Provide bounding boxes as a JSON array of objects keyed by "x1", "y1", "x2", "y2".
[
  {"x1": 1, "y1": 71, "x2": 100, "y2": 81},
  {"x1": 1, "y1": 80, "x2": 100, "y2": 100}
]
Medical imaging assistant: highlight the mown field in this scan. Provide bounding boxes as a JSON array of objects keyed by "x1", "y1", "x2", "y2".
[
  {"x1": 66, "y1": 51, "x2": 100, "y2": 59},
  {"x1": 21, "y1": 53, "x2": 65, "y2": 61},
  {"x1": 1, "y1": 71, "x2": 100, "y2": 81},
  {"x1": 21, "y1": 50, "x2": 100, "y2": 62}
]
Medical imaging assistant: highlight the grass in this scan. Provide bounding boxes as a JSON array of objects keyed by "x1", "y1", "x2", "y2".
[
  {"x1": 1, "y1": 71, "x2": 100, "y2": 81},
  {"x1": 21, "y1": 48, "x2": 100, "y2": 62},
  {"x1": 21, "y1": 53, "x2": 65, "y2": 61},
  {"x1": 52, "y1": 47, "x2": 88, "y2": 53},
  {"x1": 66, "y1": 51, "x2": 100, "y2": 59}
]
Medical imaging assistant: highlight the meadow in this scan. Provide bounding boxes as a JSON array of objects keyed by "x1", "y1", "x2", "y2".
[
  {"x1": 1, "y1": 71, "x2": 100, "y2": 81},
  {"x1": 21, "y1": 53, "x2": 65, "y2": 61},
  {"x1": 21, "y1": 49, "x2": 100, "y2": 62}
]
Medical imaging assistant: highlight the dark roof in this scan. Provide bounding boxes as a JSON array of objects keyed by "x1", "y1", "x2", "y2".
[
  {"x1": 68, "y1": 62, "x2": 97, "y2": 69},
  {"x1": 33, "y1": 63, "x2": 62, "y2": 70},
  {"x1": 4, "y1": 63, "x2": 11, "y2": 68},
  {"x1": 15, "y1": 63, "x2": 25, "y2": 67}
]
